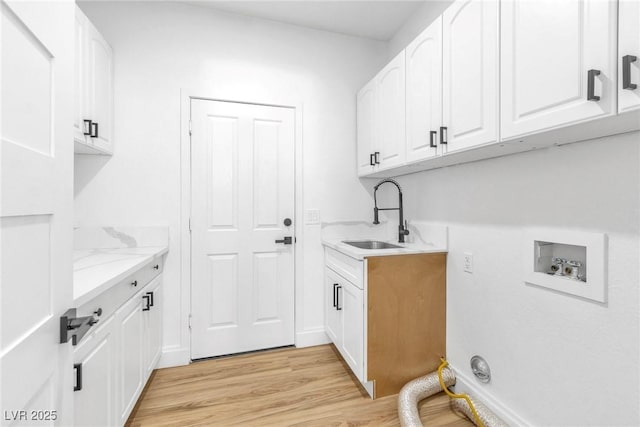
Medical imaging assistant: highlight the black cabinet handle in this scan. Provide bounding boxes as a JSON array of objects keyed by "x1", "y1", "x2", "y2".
[
  {"x1": 90, "y1": 122, "x2": 99, "y2": 138},
  {"x1": 142, "y1": 294, "x2": 151, "y2": 311},
  {"x1": 374, "y1": 151, "x2": 380, "y2": 165},
  {"x1": 83, "y1": 120, "x2": 92, "y2": 136},
  {"x1": 336, "y1": 285, "x2": 342, "y2": 311},
  {"x1": 587, "y1": 69, "x2": 601, "y2": 101},
  {"x1": 332, "y1": 283, "x2": 338, "y2": 308},
  {"x1": 146, "y1": 291, "x2": 154, "y2": 308},
  {"x1": 430, "y1": 131, "x2": 437, "y2": 148},
  {"x1": 440, "y1": 126, "x2": 448, "y2": 145},
  {"x1": 73, "y1": 363, "x2": 82, "y2": 392},
  {"x1": 153, "y1": 264, "x2": 159, "y2": 270},
  {"x1": 369, "y1": 153, "x2": 375, "y2": 166},
  {"x1": 623, "y1": 55, "x2": 637, "y2": 90},
  {"x1": 131, "y1": 280, "x2": 138, "y2": 287}
]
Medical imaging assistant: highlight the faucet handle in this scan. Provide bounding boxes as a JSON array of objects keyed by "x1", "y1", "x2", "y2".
[{"x1": 402, "y1": 220, "x2": 410, "y2": 235}]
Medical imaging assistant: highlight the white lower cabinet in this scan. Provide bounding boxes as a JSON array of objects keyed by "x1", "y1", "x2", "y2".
[
  {"x1": 117, "y1": 294, "x2": 144, "y2": 426},
  {"x1": 325, "y1": 267, "x2": 364, "y2": 382},
  {"x1": 73, "y1": 316, "x2": 117, "y2": 427},
  {"x1": 73, "y1": 269, "x2": 163, "y2": 427}
]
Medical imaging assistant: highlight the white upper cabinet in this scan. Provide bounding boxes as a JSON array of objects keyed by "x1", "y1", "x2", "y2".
[
  {"x1": 375, "y1": 51, "x2": 406, "y2": 170},
  {"x1": 501, "y1": 0, "x2": 617, "y2": 140},
  {"x1": 75, "y1": 6, "x2": 114, "y2": 155},
  {"x1": 442, "y1": 0, "x2": 498, "y2": 153},
  {"x1": 357, "y1": 80, "x2": 377, "y2": 176},
  {"x1": 618, "y1": 0, "x2": 640, "y2": 113},
  {"x1": 406, "y1": 17, "x2": 442, "y2": 162}
]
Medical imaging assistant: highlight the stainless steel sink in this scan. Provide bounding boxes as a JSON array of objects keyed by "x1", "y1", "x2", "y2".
[{"x1": 342, "y1": 240, "x2": 402, "y2": 250}]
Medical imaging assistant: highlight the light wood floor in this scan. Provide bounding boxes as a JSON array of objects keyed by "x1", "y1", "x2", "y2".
[{"x1": 126, "y1": 344, "x2": 473, "y2": 426}]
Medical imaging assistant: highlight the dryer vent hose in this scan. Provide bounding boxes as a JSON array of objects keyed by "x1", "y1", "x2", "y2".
[{"x1": 397, "y1": 365, "x2": 508, "y2": 427}]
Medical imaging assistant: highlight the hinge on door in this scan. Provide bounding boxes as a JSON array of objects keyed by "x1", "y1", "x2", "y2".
[
  {"x1": 188, "y1": 218, "x2": 192, "y2": 233},
  {"x1": 189, "y1": 120, "x2": 192, "y2": 135},
  {"x1": 188, "y1": 314, "x2": 192, "y2": 330}
]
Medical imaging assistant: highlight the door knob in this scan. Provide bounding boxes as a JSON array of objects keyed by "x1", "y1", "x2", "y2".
[
  {"x1": 275, "y1": 236, "x2": 293, "y2": 244},
  {"x1": 283, "y1": 218, "x2": 292, "y2": 226}
]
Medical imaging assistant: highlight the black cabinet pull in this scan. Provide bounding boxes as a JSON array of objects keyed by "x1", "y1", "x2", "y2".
[
  {"x1": 336, "y1": 285, "x2": 342, "y2": 311},
  {"x1": 146, "y1": 291, "x2": 154, "y2": 307},
  {"x1": 73, "y1": 363, "x2": 82, "y2": 392},
  {"x1": 90, "y1": 121, "x2": 99, "y2": 138},
  {"x1": 430, "y1": 131, "x2": 437, "y2": 148},
  {"x1": 440, "y1": 126, "x2": 448, "y2": 145},
  {"x1": 587, "y1": 69, "x2": 601, "y2": 101},
  {"x1": 142, "y1": 294, "x2": 151, "y2": 311},
  {"x1": 369, "y1": 153, "x2": 375, "y2": 166},
  {"x1": 332, "y1": 283, "x2": 338, "y2": 308},
  {"x1": 374, "y1": 151, "x2": 380, "y2": 165},
  {"x1": 623, "y1": 55, "x2": 637, "y2": 90},
  {"x1": 131, "y1": 280, "x2": 138, "y2": 287},
  {"x1": 153, "y1": 264, "x2": 159, "y2": 270},
  {"x1": 83, "y1": 120, "x2": 92, "y2": 136}
]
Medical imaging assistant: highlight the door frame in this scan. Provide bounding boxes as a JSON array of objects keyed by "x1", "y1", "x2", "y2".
[{"x1": 179, "y1": 89, "x2": 303, "y2": 363}]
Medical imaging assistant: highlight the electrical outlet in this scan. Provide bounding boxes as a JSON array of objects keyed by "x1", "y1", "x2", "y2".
[{"x1": 463, "y1": 252, "x2": 473, "y2": 273}]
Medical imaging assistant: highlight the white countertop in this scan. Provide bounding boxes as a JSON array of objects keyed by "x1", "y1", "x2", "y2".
[
  {"x1": 322, "y1": 238, "x2": 447, "y2": 260},
  {"x1": 73, "y1": 246, "x2": 168, "y2": 307}
]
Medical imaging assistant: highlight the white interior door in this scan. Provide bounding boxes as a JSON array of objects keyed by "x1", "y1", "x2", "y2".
[
  {"x1": 1, "y1": 0, "x2": 74, "y2": 424},
  {"x1": 190, "y1": 99, "x2": 295, "y2": 360}
]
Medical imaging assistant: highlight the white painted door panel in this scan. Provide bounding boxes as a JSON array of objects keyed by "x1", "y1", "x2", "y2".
[
  {"x1": 324, "y1": 268, "x2": 342, "y2": 345},
  {"x1": 376, "y1": 51, "x2": 406, "y2": 170},
  {"x1": 339, "y1": 281, "x2": 364, "y2": 382},
  {"x1": 501, "y1": 0, "x2": 617, "y2": 139},
  {"x1": 442, "y1": 0, "x2": 498, "y2": 153},
  {"x1": 406, "y1": 16, "x2": 442, "y2": 162},
  {"x1": 357, "y1": 80, "x2": 377, "y2": 176},
  {"x1": 1, "y1": 1, "x2": 74, "y2": 424},
  {"x1": 619, "y1": 0, "x2": 640, "y2": 113},
  {"x1": 191, "y1": 100, "x2": 295, "y2": 359}
]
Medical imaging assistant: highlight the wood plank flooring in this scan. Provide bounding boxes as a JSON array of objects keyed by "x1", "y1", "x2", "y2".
[{"x1": 126, "y1": 344, "x2": 473, "y2": 426}]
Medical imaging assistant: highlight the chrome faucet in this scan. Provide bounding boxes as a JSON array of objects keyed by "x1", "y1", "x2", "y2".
[{"x1": 373, "y1": 178, "x2": 410, "y2": 243}]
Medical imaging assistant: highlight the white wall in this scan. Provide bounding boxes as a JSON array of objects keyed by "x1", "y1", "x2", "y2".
[
  {"x1": 387, "y1": 0, "x2": 452, "y2": 58},
  {"x1": 395, "y1": 132, "x2": 640, "y2": 426},
  {"x1": 74, "y1": 1, "x2": 387, "y2": 363}
]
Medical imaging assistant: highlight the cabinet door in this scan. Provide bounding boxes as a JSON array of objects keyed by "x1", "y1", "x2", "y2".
[
  {"x1": 74, "y1": 317, "x2": 116, "y2": 427},
  {"x1": 117, "y1": 295, "x2": 143, "y2": 425},
  {"x1": 340, "y1": 281, "x2": 364, "y2": 382},
  {"x1": 406, "y1": 17, "x2": 442, "y2": 162},
  {"x1": 357, "y1": 79, "x2": 377, "y2": 176},
  {"x1": 442, "y1": 0, "x2": 498, "y2": 153},
  {"x1": 143, "y1": 277, "x2": 163, "y2": 379},
  {"x1": 324, "y1": 268, "x2": 342, "y2": 346},
  {"x1": 376, "y1": 51, "x2": 406, "y2": 170},
  {"x1": 619, "y1": 0, "x2": 640, "y2": 113},
  {"x1": 73, "y1": 9, "x2": 89, "y2": 145},
  {"x1": 501, "y1": 0, "x2": 616, "y2": 140},
  {"x1": 86, "y1": 20, "x2": 114, "y2": 152}
]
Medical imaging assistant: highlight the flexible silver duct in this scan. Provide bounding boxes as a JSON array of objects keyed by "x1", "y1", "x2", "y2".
[{"x1": 397, "y1": 367, "x2": 508, "y2": 427}]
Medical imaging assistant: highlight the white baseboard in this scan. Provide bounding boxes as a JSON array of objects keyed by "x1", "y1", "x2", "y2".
[
  {"x1": 451, "y1": 368, "x2": 531, "y2": 427},
  {"x1": 295, "y1": 328, "x2": 331, "y2": 348},
  {"x1": 157, "y1": 345, "x2": 190, "y2": 369}
]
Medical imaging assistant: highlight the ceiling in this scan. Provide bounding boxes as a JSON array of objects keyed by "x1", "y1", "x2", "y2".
[{"x1": 181, "y1": 1, "x2": 428, "y2": 41}]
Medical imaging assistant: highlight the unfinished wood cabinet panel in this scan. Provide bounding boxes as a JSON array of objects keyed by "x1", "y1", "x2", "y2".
[{"x1": 367, "y1": 253, "x2": 446, "y2": 398}]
